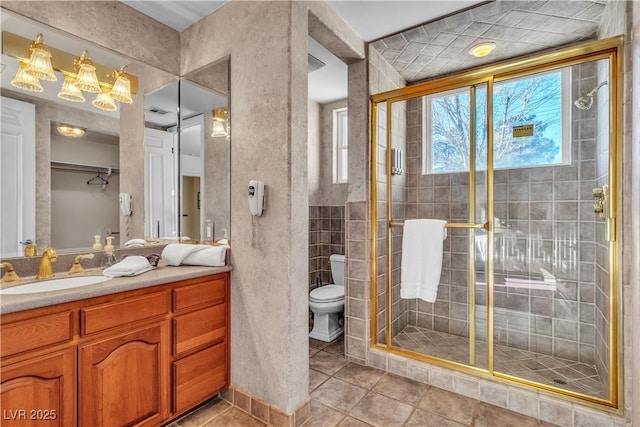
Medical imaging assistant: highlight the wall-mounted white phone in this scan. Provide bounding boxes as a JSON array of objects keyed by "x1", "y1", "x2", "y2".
[
  {"x1": 248, "y1": 180, "x2": 265, "y2": 217},
  {"x1": 119, "y1": 193, "x2": 132, "y2": 216}
]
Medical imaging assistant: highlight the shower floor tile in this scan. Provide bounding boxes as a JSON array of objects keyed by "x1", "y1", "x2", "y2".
[{"x1": 392, "y1": 325, "x2": 607, "y2": 399}]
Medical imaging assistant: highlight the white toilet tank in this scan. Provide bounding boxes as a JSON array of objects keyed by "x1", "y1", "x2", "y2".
[{"x1": 329, "y1": 254, "x2": 346, "y2": 287}]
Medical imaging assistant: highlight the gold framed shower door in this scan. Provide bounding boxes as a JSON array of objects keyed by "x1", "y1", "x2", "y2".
[{"x1": 369, "y1": 36, "x2": 623, "y2": 410}]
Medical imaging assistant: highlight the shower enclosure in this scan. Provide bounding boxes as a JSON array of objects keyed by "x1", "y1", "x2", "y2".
[{"x1": 370, "y1": 38, "x2": 621, "y2": 407}]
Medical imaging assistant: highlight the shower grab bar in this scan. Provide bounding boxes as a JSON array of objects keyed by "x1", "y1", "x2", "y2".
[{"x1": 389, "y1": 221, "x2": 490, "y2": 230}]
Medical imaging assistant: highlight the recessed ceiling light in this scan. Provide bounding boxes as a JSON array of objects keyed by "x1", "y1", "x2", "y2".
[{"x1": 469, "y1": 42, "x2": 496, "y2": 58}]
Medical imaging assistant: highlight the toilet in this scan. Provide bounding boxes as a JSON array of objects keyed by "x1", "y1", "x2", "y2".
[{"x1": 309, "y1": 254, "x2": 345, "y2": 342}]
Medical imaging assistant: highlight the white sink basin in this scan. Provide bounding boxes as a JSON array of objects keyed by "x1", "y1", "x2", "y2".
[{"x1": 0, "y1": 276, "x2": 110, "y2": 295}]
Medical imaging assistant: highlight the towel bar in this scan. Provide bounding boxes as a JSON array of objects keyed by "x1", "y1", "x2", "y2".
[{"x1": 389, "y1": 221, "x2": 489, "y2": 230}]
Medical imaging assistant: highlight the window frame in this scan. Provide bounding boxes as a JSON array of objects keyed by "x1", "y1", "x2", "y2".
[
  {"x1": 422, "y1": 68, "x2": 572, "y2": 175},
  {"x1": 333, "y1": 107, "x2": 348, "y2": 183}
]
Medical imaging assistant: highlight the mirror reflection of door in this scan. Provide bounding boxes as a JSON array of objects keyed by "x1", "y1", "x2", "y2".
[{"x1": 0, "y1": 96, "x2": 35, "y2": 257}]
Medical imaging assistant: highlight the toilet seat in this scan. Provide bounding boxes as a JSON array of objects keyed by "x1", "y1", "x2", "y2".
[{"x1": 309, "y1": 285, "x2": 344, "y2": 303}]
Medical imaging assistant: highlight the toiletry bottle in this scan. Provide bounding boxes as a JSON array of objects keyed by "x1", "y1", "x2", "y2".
[
  {"x1": 101, "y1": 236, "x2": 117, "y2": 268},
  {"x1": 93, "y1": 235, "x2": 103, "y2": 251}
]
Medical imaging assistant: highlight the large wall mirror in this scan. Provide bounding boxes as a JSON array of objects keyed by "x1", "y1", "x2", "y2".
[{"x1": 0, "y1": 9, "x2": 230, "y2": 257}]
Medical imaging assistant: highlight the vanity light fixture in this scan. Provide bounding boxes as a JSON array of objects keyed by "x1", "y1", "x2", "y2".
[
  {"x1": 92, "y1": 88, "x2": 117, "y2": 112},
  {"x1": 73, "y1": 50, "x2": 101, "y2": 93},
  {"x1": 57, "y1": 75, "x2": 85, "y2": 102},
  {"x1": 57, "y1": 125, "x2": 85, "y2": 138},
  {"x1": 26, "y1": 33, "x2": 57, "y2": 81},
  {"x1": 10, "y1": 59, "x2": 43, "y2": 92},
  {"x1": 3, "y1": 31, "x2": 139, "y2": 111},
  {"x1": 108, "y1": 66, "x2": 133, "y2": 104},
  {"x1": 211, "y1": 107, "x2": 228, "y2": 138},
  {"x1": 469, "y1": 42, "x2": 496, "y2": 58}
]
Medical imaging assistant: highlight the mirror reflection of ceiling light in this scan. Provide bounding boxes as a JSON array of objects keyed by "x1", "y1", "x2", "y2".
[
  {"x1": 211, "y1": 107, "x2": 228, "y2": 138},
  {"x1": 5, "y1": 32, "x2": 137, "y2": 113},
  {"x1": 57, "y1": 125, "x2": 85, "y2": 138},
  {"x1": 468, "y1": 42, "x2": 496, "y2": 58}
]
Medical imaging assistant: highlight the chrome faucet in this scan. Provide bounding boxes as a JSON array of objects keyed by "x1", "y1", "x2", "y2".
[{"x1": 37, "y1": 248, "x2": 57, "y2": 280}]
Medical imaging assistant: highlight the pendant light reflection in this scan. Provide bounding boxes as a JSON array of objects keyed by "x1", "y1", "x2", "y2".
[
  {"x1": 108, "y1": 67, "x2": 133, "y2": 104},
  {"x1": 211, "y1": 108, "x2": 228, "y2": 138},
  {"x1": 11, "y1": 60, "x2": 43, "y2": 92},
  {"x1": 27, "y1": 33, "x2": 57, "y2": 81},
  {"x1": 74, "y1": 51, "x2": 101, "y2": 93},
  {"x1": 92, "y1": 89, "x2": 117, "y2": 112},
  {"x1": 57, "y1": 75, "x2": 85, "y2": 102}
]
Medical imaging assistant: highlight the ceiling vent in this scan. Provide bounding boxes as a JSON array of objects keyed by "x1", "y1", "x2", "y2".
[
  {"x1": 308, "y1": 54, "x2": 326, "y2": 73},
  {"x1": 146, "y1": 106, "x2": 170, "y2": 115}
]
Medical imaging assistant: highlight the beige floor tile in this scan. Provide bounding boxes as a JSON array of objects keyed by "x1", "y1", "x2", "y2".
[
  {"x1": 323, "y1": 338, "x2": 346, "y2": 356},
  {"x1": 310, "y1": 339, "x2": 329, "y2": 350},
  {"x1": 473, "y1": 403, "x2": 539, "y2": 427},
  {"x1": 334, "y1": 362, "x2": 385, "y2": 390},
  {"x1": 371, "y1": 373, "x2": 427, "y2": 405},
  {"x1": 310, "y1": 351, "x2": 349, "y2": 376},
  {"x1": 202, "y1": 407, "x2": 266, "y2": 426},
  {"x1": 417, "y1": 387, "x2": 479, "y2": 425},
  {"x1": 337, "y1": 416, "x2": 373, "y2": 426},
  {"x1": 405, "y1": 408, "x2": 467, "y2": 427},
  {"x1": 348, "y1": 392, "x2": 414, "y2": 427},
  {"x1": 304, "y1": 400, "x2": 346, "y2": 427},
  {"x1": 311, "y1": 378, "x2": 368, "y2": 413},
  {"x1": 175, "y1": 398, "x2": 231, "y2": 426},
  {"x1": 310, "y1": 368, "x2": 330, "y2": 392}
]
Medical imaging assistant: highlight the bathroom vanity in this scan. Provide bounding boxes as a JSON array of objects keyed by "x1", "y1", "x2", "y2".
[{"x1": 0, "y1": 267, "x2": 230, "y2": 426}]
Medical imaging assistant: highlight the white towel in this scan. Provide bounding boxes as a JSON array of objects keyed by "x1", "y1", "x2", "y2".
[
  {"x1": 103, "y1": 256, "x2": 154, "y2": 277},
  {"x1": 162, "y1": 243, "x2": 227, "y2": 267},
  {"x1": 400, "y1": 219, "x2": 447, "y2": 303}
]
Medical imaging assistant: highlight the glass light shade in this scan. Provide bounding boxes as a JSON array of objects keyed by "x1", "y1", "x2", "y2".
[
  {"x1": 211, "y1": 108, "x2": 228, "y2": 137},
  {"x1": 108, "y1": 70, "x2": 133, "y2": 103},
  {"x1": 92, "y1": 90, "x2": 117, "y2": 112},
  {"x1": 57, "y1": 75, "x2": 85, "y2": 103},
  {"x1": 75, "y1": 63, "x2": 101, "y2": 93},
  {"x1": 27, "y1": 34, "x2": 57, "y2": 81},
  {"x1": 57, "y1": 125, "x2": 85, "y2": 138},
  {"x1": 468, "y1": 42, "x2": 496, "y2": 58},
  {"x1": 11, "y1": 60, "x2": 43, "y2": 93}
]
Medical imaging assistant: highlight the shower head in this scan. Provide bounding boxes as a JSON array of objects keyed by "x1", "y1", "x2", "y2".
[{"x1": 573, "y1": 81, "x2": 608, "y2": 110}]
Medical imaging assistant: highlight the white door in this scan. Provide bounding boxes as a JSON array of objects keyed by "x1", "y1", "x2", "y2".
[
  {"x1": 144, "y1": 128, "x2": 176, "y2": 238},
  {"x1": 1, "y1": 96, "x2": 36, "y2": 258}
]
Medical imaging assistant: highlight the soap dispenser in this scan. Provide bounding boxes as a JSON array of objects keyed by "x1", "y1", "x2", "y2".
[
  {"x1": 101, "y1": 236, "x2": 117, "y2": 268},
  {"x1": 92, "y1": 235, "x2": 103, "y2": 251}
]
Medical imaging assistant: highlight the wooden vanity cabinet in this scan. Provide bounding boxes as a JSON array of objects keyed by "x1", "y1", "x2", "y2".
[{"x1": 0, "y1": 272, "x2": 230, "y2": 427}]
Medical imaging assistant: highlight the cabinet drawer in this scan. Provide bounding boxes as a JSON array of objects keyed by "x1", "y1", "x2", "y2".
[
  {"x1": 173, "y1": 304, "x2": 226, "y2": 355},
  {"x1": 173, "y1": 342, "x2": 226, "y2": 414},
  {"x1": 173, "y1": 277, "x2": 226, "y2": 312},
  {"x1": 1, "y1": 311, "x2": 73, "y2": 358},
  {"x1": 81, "y1": 292, "x2": 168, "y2": 335}
]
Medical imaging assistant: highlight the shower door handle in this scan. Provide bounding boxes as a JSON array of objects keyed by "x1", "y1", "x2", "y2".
[{"x1": 592, "y1": 186, "x2": 607, "y2": 218}]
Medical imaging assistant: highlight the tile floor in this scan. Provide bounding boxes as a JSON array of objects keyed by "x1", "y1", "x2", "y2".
[
  {"x1": 393, "y1": 325, "x2": 606, "y2": 399},
  {"x1": 169, "y1": 337, "x2": 558, "y2": 426}
]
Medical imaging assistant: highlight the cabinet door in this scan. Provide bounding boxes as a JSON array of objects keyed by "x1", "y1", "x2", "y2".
[
  {"x1": 79, "y1": 323, "x2": 168, "y2": 427},
  {"x1": 0, "y1": 348, "x2": 75, "y2": 427}
]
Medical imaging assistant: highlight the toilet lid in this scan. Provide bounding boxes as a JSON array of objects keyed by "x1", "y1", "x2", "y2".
[{"x1": 310, "y1": 285, "x2": 344, "y2": 302}]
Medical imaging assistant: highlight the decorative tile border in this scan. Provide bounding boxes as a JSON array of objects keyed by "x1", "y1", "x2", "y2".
[{"x1": 221, "y1": 385, "x2": 311, "y2": 427}]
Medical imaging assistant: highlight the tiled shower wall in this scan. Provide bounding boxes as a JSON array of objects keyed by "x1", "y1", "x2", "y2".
[
  {"x1": 309, "y1": 206, "x2": 345, "y2": 290},
  {"x1": 395, "y1": 62, "x2": 608, "y2": 366},
  {"x1": 368, "y1": 46, "x2": 407, "y2": 345}
]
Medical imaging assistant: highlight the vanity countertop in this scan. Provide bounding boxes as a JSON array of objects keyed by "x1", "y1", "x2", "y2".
[{"x1": 0, "y1": 263, "x2": 233, "y2": 315}]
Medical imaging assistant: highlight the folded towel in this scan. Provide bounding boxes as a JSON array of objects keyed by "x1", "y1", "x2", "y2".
[
  {"x1": 103, "y1": 256, "x2": 154, "y2": 277},
  {"x1": 400, "y1": 219, "x2": 447, "y2": 303},
  {"x1": 162, "y1": 244, "x2": 227, "y2": 267}
]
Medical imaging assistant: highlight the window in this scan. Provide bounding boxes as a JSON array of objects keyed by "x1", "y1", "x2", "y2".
[
  {"x1": 333, "y1": 107, "x2": 348, "y2": 183},
  {"x1": 423, "y1": 68, "x2": 571, "y2": 174}
]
